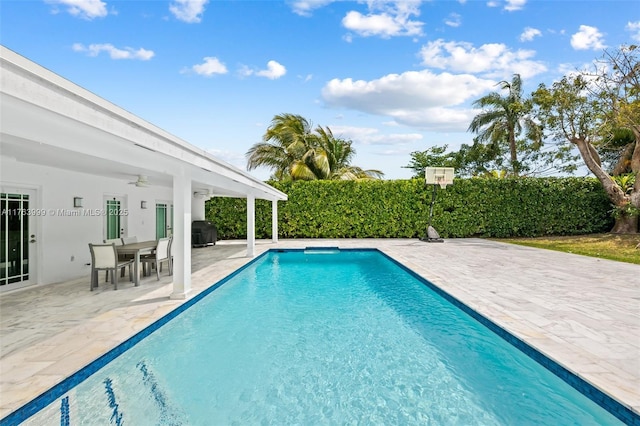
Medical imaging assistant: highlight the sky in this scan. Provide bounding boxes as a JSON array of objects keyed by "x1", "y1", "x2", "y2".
[{"x1": 1, "y1": 0, "x2": 638, "y2": 180}]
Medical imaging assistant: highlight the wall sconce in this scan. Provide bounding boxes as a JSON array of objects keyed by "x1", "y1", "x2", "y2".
[
  {"x1": 141, "y1": 201, "x2": 148, "y2": 209},
  {"x1": 73, "y1": 197, "x2": 83, "y2": 208}
]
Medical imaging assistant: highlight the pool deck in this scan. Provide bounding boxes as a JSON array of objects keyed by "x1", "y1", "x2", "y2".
[{"x1": 1, "y1": 238, "x2": 639, "y2": 421}]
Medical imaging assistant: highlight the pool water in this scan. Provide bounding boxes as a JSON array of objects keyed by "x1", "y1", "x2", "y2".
[{"x1": 15, "y1": 250, "x2": 624, "y2": 424}]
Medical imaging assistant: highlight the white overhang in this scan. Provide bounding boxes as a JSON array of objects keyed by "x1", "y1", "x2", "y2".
[{"x1": 0, "y1": 45, "x2": 287, "y2": 202}]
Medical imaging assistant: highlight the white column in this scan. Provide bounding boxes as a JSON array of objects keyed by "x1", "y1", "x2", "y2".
[
  {"x1": 191, "y1": 195, "x2": 206, "y2": 221},
  {"x1": 170, "y1": 170, "x2": 192, "y2": 299},
  {"x1": 271, "y1": 199, "x2": 278, "y2": 243},
  {"x1": 247, "y1": 194, "x2": 255, "y2": 257}
]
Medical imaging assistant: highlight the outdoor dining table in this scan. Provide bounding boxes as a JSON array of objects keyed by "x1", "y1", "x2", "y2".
[{"x1": 116, "y1": 240, "x2": 157, "y2": 286}]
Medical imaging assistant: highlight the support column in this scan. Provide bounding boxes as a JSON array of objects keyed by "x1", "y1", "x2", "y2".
[
  {"x1": 247, "y1": 194, "x2": 255, "y2": 257},
  {"x1": 191, "y1": 195, "x2": 206, "y2": 221},
  {"x1": 272, "y1": 199, "x2": 278, "y2": 243},
  {"x1": 170, "y1": 170, "x2": 192, "y2": 299}
]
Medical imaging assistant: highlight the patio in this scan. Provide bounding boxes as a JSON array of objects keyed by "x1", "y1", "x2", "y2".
[{"x1": 0, "y1": 238, "x2": 638, "y2": 421}]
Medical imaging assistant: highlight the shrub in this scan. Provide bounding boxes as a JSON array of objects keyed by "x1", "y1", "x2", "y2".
[{"x1": 206, "y1": 177, "x2": 612, "y2": 239}]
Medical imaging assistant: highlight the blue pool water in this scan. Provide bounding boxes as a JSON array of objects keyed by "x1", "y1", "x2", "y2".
[{"x1": 7, "y1": 249, "x2": 629, "y2": 425}]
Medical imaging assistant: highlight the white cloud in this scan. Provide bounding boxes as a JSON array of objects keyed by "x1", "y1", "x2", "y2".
[
  {"x1": 242, "y1": 61, "x2": 287, "y2": 79},
  {"x1": 257, "y1": 61, "x2": 287, "y2": 79},
  {"x1": 519, "y1": 27, "x2": 541, "y2": 42},
  {"x1": 46, "y1": 0, "x2": 108, "y2": 19},
  {"x1": 626, "y1": 21, "x2": 640, "y2": 42},
  {"x1": 329, "y1": 125, "x2": 424, "y2": 146},
  {"x1": 321, "y1": 70, "x2": 496, "y2": 131},
  {"x1": 504, "y1": 0, "x2": 526, "y2": 11},
  {"x1": 342, "y1": 1, "x2": 424, "y2": 38},
  {"x1": 418, "y1": 39, "x2": 547, "y2": 79},
  {"x1": 187, "y1": 57, "x2": 228, "y2": 77},
  {"x1": 289, "y1": 0, "x2": 335, "y2": 17},
  {"x1": 169, "y1": 0, "x2": 208, "y2": 23},
  {"x1": 570, "y1": 25, "x2": 606, "y2": 50},
  {"x1": 72, "y1": 43, "x2": 154, "y2": 60},
  {"x1": 444, "y1": 13, "x2": 461, "y2": 28}
]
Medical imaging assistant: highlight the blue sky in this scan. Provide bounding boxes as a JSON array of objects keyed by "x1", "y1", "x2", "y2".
[{"x1": 2, "y1": 0, "x2": 638, "y2": 179}]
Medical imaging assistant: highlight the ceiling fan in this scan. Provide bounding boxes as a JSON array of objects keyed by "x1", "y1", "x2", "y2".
[{"x1": 128, "y1": 175, "x2": 150, "y2": 187}]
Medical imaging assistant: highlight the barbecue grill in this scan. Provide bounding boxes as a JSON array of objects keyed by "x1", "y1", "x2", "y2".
[{"x1": 191, "y1": 220, "x2": 217, "y2": 247}]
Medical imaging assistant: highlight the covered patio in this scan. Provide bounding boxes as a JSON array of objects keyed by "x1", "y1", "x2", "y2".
[{"x1": 1, "y1": 45, "x2": 287, "y2": 298}]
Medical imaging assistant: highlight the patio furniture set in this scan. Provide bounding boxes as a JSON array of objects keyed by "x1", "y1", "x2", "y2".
[{"x1": 88, "y1": 236, "x2": 172, "y2": 290}]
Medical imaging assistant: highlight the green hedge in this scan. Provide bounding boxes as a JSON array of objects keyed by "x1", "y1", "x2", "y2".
[{"x1": 206, "y1": 178, "x2": 613, "y2": 239}]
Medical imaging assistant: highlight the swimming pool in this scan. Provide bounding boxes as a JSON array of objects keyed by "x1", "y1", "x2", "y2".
[{"x1": 3, "y1": 249, "x2": 631, "y2": 424}]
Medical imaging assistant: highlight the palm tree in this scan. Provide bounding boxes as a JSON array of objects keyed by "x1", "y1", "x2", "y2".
[
  {"x1": 246, "y1": 113, "x2": 316, "y2": 180},
  {"x1": 468, "y1": 74, "x2": 542, "y2": 176},
  {"x1": 246, "y1": 114, "x2": 384, "y2": 180},
  {"x1": 313, "y1": 126, "x2": 384, "y2": 180}
]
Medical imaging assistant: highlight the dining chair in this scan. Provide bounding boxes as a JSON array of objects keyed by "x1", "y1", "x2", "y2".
[
  {"x1": 140, "y1": 237, "x2": 171, "y2": 280},
  {"x1": 89, "y1": 243, "x2": 134, "y2": 290},
  {"x1": 121, "y1": 236, "x2": 138, "y2": 244},
  {"x1": 103, "y1": 238, "x2": 128, "y2": 280},
  {"x1": 168, "y1": 237, "x2": 174, "y2": 276}
]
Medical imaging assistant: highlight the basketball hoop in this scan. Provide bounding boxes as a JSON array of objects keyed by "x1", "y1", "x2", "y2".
[
  {"x1": 421, "y1": 167, "x2": 455, "y2": 243},
  {"x1": 425, "y1": 167, "x2": 454, "y2": 188}
]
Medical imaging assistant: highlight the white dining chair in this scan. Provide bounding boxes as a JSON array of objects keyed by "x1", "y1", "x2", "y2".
[
  {"x1": 140, "y1": 237, "x2": 171, "y2": 280},
  {"x1": 89, "y1": 243, "x2": 134, "y2": 290}
]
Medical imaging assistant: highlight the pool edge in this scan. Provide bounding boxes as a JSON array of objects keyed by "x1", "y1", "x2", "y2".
[{"x1": 376, "y1": 248, "x2": 640, "y2": 426}]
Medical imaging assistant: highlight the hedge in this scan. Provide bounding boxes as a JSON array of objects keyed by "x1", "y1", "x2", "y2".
[{"x1": 206, "y1": 177, "x2": 613, "y2": 239}]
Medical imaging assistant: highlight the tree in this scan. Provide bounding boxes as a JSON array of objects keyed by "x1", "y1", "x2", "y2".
[
  {"x1": 246, "y1": 113, "x2": 315, "y2": 181},
  {"x1": 246, "y1": 114, "x2": 384, "y2": 181},
  {"x1": 403, "y1": 139, "x2": 572, "y2": 179},
  {"x1": 588, "y1": 45, "x2": 640, "y2": 176},
  {"x1": 403, "y1": 145, "x2": 458, "y2": 179},
  {"x1": 313, "y1": 126, "x2": 384, "y2": 180},
  {"x1": 532, "y1": 46, "x2": 640, "y2": 233},
  {"x1": 468, "y1": 74, "x2": 545, "y2": 176}
]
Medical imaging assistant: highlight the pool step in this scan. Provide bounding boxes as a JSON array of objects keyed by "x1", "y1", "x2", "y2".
[{"x1": 304, "y1": 246, "x2": 340, "y2": 254}]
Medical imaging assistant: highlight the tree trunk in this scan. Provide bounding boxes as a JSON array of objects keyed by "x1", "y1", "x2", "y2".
[
  {"x1": 630, "y1": 127, "x2": 640, "y2": 173},
  {"x1": 573, "y1": 138, "x2": 627, "y2": 204},
  {"x1": 508, "y1": 129, "x2": 518, "y2": 176},
  {"x1": 611, "y1": 143, "x2": 634, "y2": 175},
  {"x1": 611, "y1": 214, "x2": 639, "y2": 233},
  {"x1": 573, "y1": 138, "x2": 639, "y2": 233}
]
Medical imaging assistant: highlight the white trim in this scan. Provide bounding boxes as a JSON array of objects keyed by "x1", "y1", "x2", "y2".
[
  {"x1": 247, "y1": 195, "x2": 255, "y2": 257},
  {"x1": 272, "y1": 200, "x2": 279, "y2": 243}
]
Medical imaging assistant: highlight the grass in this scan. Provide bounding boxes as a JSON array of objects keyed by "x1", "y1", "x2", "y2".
[{"x1": 497, "y1": 233, "x2": 640, "y2": 265}]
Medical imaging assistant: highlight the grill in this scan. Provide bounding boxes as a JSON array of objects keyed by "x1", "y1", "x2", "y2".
[{"x1": 191, "y1": 220, "x2": 217, "y2": 247}]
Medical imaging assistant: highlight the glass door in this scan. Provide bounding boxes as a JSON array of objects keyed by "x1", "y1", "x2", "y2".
[
  {"x1": 155, "y1": 202, "x2": 173, "y2": 239},
  {"x1": 1, "y1": 190, "x2": 36, "y2": 290},
  {"x1": 105, "y1": 196, "x2": 127, "y2": 240}
]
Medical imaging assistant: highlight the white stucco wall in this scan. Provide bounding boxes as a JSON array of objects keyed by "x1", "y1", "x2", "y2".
[{"x1": 1, "y1": 159, "x2": 174, "y2": 285}]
